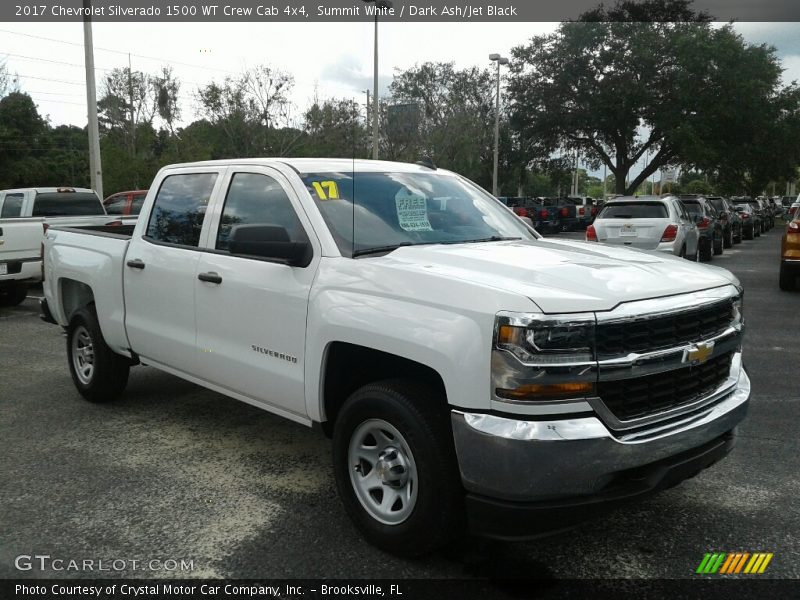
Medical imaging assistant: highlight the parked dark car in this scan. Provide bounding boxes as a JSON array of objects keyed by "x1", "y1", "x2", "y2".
[
  {"x1": 499, "y1": 197, "x2": 559, "y2": 233},
  {"x1": 734, "y1": 203, "x2": 759, "y2": 240},
  {"x1": 742, "y1": 198, "x2": 767, "y2": 234},
  {"x1": 757, "y1": 197, "x2": 775, "y2": 230},
  {"x1": 680, "y1": 195, "x2": 724, "y2": 261},
  {"x1": 706, "y1": 196, "x2": 742, "y2": 247}
]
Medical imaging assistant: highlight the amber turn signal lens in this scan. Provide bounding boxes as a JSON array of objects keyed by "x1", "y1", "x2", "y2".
[
  {"x1": 498, "y1": 324, "x2": 522, "y2": 345},
  {"x1": 496, "y1": 381, "x2": 594, "y2": 400}
]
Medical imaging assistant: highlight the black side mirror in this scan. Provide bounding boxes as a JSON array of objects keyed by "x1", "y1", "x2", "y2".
[{"x1": 228, "y1": 224, "x2": 312, "y2": 267}]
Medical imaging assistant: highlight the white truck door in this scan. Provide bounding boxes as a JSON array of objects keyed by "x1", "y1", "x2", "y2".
[
  {"x1": 124, "y1": 168, "x2": 227, "y2": 375},
  {"x1": 194, "y1": 167, "x2": 319, "y2": 417}
]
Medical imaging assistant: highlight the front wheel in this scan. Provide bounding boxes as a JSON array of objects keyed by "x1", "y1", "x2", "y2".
[
  {"x1": 67, "y1": 307, "x2": 130, "y2": 402},
  {"x1": 724, "y1": 228, "x2": 734, "y2": 249},
  {"x1": 332, "y1": 380, "x2": 463, "y2": 556}
]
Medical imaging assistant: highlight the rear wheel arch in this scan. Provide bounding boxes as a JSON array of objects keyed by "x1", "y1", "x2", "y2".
[{"x1": 59, "y1": 278, "x2": 96, "y2": 324}]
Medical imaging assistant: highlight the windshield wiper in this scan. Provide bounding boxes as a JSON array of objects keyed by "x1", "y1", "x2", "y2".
[
  {"x1": 445, "y1": 236, "x2": 522, "y2": 244},
  {"x1": 352, "y1": 242, "x2": 413, "y2": 258}
]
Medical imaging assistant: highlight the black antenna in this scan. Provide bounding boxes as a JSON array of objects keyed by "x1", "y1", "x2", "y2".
[{"x1": 415, "y1": 156, "x2": 437, "y2": 170}]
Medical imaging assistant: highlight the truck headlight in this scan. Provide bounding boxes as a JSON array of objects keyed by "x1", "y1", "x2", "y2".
[
  {"x1": 495, "y1": 314, "x2": 595, "y2": 364},
  {"x1": 492, "y1": 313, "x2": 596, "y2": 401}
]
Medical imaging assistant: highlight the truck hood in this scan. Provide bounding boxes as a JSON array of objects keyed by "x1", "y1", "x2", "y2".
[{"x1": 374, "y1": 239, "x2": 739, "y2": 313}]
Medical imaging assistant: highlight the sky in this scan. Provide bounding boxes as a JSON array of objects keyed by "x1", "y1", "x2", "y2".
[{"x1": 1, "y1": 20, "x2": 799, "y2": 180}]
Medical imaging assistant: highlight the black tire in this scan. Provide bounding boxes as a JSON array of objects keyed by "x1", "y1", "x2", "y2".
[
  {"x1": 734, "y1": 226, "x2": 742, "y2": 244},
  {"x1": 724, "y1": 227, "x2": 733, "y2": 249},
  {"x1": 780, "y1": 264, "x2": 796, "y2": 291},
  {"x1": 755, "y1": 224, "x2": 761, "y2": 237},
  {"x1": 67, "y1": 306, "x2": 130, "y2": 403},
  {"x1": 713, "y1": 232, "x2": 724, "y2": 255},
  {"x1": 699, "y1": 239, "x2": 713, "y2": 262},
  {"x1": 332, "y1": 379, "x2": 463, "y2": 556},
  {"x1": 0, "y1": 282, "x2": 28, "y2": 307},
  {"x1": 744, "y1": 226, "x2": 754, "y2": 241}
]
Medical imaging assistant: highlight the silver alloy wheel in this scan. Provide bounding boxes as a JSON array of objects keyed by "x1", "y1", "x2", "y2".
[
  {"x1": 71, "y1": 325, "x2": 95, "y2": 385},
  {"x1": 348, "y1": 419, "x2": 418, "y2": 525}
]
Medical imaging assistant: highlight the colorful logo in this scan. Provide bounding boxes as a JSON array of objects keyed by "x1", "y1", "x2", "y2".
[{"x1": 696, "y1": 552, "x2": 773, "y2": 574}]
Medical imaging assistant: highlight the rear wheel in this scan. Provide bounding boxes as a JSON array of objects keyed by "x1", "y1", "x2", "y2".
[
  {"x1": 699, "y1": 239, "x2": 713, "y2": 262},
  {"x1": 332, "y1": 380, "x2": 463, "y2": 556},
  {"x1": 713, "y1": 232, "x2": 724, "y2": 255},
  {"x1": 67, "y1": 306, "x2": 130, "y2": 402},
  {"x1": 724, "y1": 227, "x2": 734, "y2": 249},
  {"x1": 734, "y1": 226, "x2": 742, "y2": 244},
  {"x1": 745, "y1": 226, "x2": 754, "y2": 240},
  {"x1": 780, "y1": 264, "x2": 797, "y2": 291},
  {"x1": 0, "y1": 282, "x2": 28, "y2": 307}
]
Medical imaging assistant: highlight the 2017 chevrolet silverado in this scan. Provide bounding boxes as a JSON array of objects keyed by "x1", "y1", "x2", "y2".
[{"x1": 41, "y1": 159, "x2": 750, "y2": 555}]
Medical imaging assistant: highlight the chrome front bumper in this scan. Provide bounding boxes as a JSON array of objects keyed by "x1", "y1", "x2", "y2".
[{"x1": 452, "y1": 357, "x2": 750, "y2": 502}]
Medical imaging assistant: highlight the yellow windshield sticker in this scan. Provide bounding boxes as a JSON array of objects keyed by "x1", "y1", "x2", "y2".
[{"x1": 312, "y1": 181, "x2": 340, "y2": 200}]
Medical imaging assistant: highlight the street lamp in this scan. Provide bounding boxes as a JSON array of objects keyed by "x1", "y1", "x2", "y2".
[
  {"x1": 490, "y1": 53, "x2": 509, "y2": 197},
  {"x1": 363, "y1": 0, "x2": 393, "y2": 160}
]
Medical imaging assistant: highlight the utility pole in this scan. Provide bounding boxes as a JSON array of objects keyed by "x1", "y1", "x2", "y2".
[
  {"x1": 603, "y1": 164, "x2": 607, "y2": 200},
  {"x1": 372, "y1": 15, "x2": 379, "y2": 159},
  {"x1": 489, "y1": 53, "x2": 509, "y2": 197},
  {"x1": 82, "y1": 0, "x2": 102, "y2": 199},
  {"x1": 364, "y1": 89, "x2": 370, "y2": 131},
  {"x1": 128, "y1": 53, "x2": 136, "y2": 158}
]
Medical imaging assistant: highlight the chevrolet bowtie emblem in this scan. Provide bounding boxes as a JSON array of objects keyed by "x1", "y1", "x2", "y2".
[{"x1": 684, "y1": 341, "x2": 715, "y2": 365}]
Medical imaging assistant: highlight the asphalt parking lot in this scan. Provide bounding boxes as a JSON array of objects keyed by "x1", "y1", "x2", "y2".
[{"x1": 1, "y1": 226, "x2": 798, "y2": 583}]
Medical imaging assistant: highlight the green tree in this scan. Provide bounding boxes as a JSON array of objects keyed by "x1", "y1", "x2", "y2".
[
  {"x1": 507, "y1": 0, "x2": 786, "y2": 195},
  {"x1": 386, "y1": 62, "x2": 496, "y2": 188},
  {"x1": 303, "y1": 97, "x2": 368, "y2": 158}
]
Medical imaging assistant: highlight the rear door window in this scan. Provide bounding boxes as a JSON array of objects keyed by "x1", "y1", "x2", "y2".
[
  {"x1": 1, "y1": 193, "x2": 24, "y2": 217},
  {"x1": 598, "y1": 203, "x2": 668, "y2": 219},
  {"x1": 32, "y1": 192, "x2": 104, "y2": 216},
  {"x1": 146, "y1": 173, "x2": 218, "y2": 247}
]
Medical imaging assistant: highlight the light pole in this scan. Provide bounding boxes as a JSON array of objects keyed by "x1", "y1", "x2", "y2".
[
  {"x1": 490, "y1": 53, "x2": 509, "y2": 197},
  {"x1": 363, "y1": 0, "x2": 393, "y2": 160}
]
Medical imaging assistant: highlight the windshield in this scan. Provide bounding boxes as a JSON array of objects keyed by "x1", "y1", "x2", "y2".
[
  {"x1": 597, "y1": 202, "x2": 668, "y2": 219},
  {"x1": 300, "y1": 171, "x2": 532, "y2": 257}
]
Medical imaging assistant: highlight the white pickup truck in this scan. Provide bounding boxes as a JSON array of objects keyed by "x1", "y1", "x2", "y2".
[
  {"x1": 41, "y1": 159, "x2": 750, "y2": 555},
  {"x1": 0, "y1": 218, "x2": 45, "y2": 305},
  {"x1": 0, "y1": 187, "x2": 117, "y2": 305}
]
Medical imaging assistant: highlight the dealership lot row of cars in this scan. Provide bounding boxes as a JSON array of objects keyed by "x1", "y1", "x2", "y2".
[
  {"x1": 2, "y1": 187, "x2": 800, "y2": 309},
  {"x1": 504, "y1": 193, "x2": 799, "y2": 290}
]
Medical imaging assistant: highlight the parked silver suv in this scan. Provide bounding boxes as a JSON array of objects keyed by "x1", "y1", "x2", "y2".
[{"x1": 587, "y1": 195, "x2": 699, "y2": 260}]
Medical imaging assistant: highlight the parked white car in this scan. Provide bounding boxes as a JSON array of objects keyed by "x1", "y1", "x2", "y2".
[
  {"x1": 587, "y1": 195, "x2": 700, "y2": 260},
  {"x1": 41, "y1": 159, "x2": 749, "y2": 555}
]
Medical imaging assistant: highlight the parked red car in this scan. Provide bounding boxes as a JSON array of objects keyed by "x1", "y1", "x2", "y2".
[{"x1": 103, "y1": 190, "x2": 148, "y2": 217}]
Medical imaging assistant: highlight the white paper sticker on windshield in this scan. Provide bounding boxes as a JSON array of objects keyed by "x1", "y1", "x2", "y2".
[{"x1": 395, "y1": 189, "x2": 433, "y2": 231}]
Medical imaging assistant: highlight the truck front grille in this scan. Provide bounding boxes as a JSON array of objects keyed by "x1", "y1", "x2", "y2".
[
  {"x1": 597, "y1": 351, "x2": 734, "y2": 422},
  {"x1": 595, "y1": 300, "x2": 735, "y2": 358}
]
